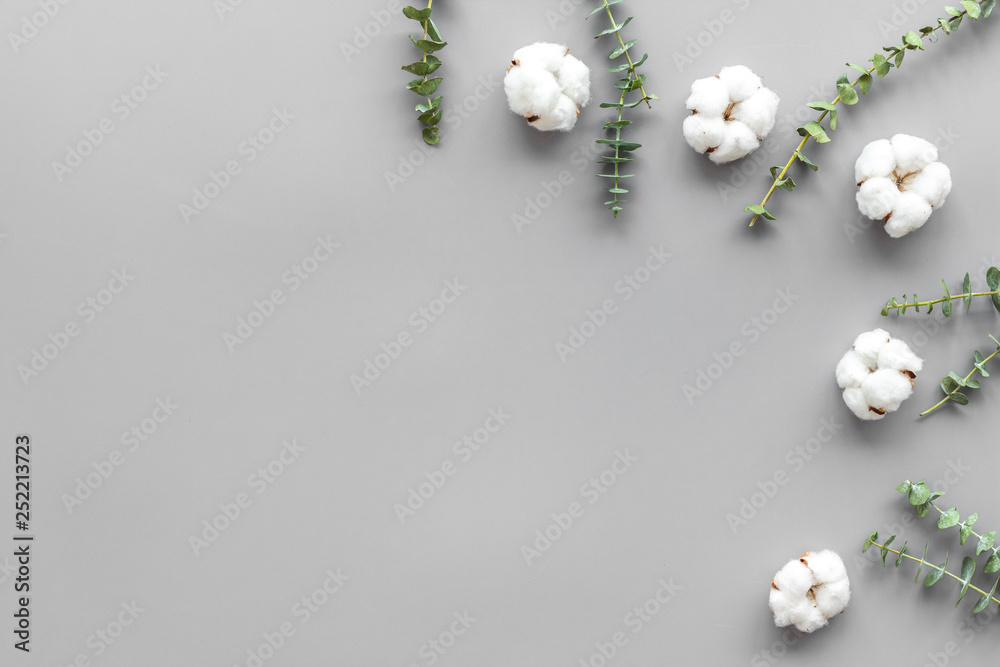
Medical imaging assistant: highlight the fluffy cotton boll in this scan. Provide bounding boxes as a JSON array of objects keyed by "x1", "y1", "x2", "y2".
[
  {"x1": 877, "y1": 338, "x2": 924, "y2": 374},
  {"x1": 530, "y1": 95, "x2": 579, "y2": 132},
  {"x1": 838, "y1": 329, "x2": 920, "y2": 420},
  {"x1": 718, "y1": 65, "x2": 761, "y2": 102},
  {"x1": 836, "y1": 351, "x2": 872, "y2": 388},
  {"x1": 906, "y1": 161, "x2": 953, "y2": 209},
  {"x1": 856, "y1": 177, "x2": 900, "y2": 221},
  {"x1": 885, "y1": 192, "x2": 933, "y2": 238},
  {"x1": 685, "y1": 76, "x2": 730, "y2": 116},
  {"x1": 770, "y1": 551, "x2": 850, "y2": 633},
  {"x1": 731, "y1": 87, "x2": 780, "y2": 138},
  {"x1": 555, "y1": 54, "x2": 591, "y2": 107},
  {"x1": 855, "y1": 139, "x2": 896, "y2": 183},
  {"x1": 512, "y1": 42, "x2": 567, "y2": 73},
  {"x1": 852, "y1": 328, "x2": 890, "y2": 369},
  {"x1": 843, "y1": 387, "x2": 883, "y2": 420},
  {"x1": 682, "y1": 114, "x2": 727, "y2": 154},
  {"x1": 710, "y1": 122, "x2": 760, "y2": 165},
  {"x1": 862, "y1": 368, "x2": 914, "y2": 412},
  {"x1": 891, "y1": 133, "x2": 938, "y2": 174},
  {"x1": 505, "y1": 44, "x2": 590, "y2": 132},
  {"x1": 504, "y1": 66, "x2": 561, "y2": 117}
]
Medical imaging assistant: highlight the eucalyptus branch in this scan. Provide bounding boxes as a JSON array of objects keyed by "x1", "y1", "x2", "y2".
[
  {"x1": 402, "y1": 2, "x2": 446, "y2": 145},
  {"x1": 745, "y1": 0, "x2": 995, "y2": 226},
  {"x1": 864, "y1": 532, "x2": 1000, "y2": 613},
  {"x1": 588, "y1": 0, "x2": 658, "y2": 218},
  {"x1": 920, "y1": 335, "x2": 1000, "y2": 415},
  {"x1": 897, "y1": 479, "x2": 1000, "y2": 571},
  {"x1": 882, "y1": 266, "x2": 1000, "y2": 316}
]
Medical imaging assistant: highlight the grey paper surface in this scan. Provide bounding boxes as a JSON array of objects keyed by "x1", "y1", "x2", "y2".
[{"x1": 3, "y1": 0, "x2": 1000, "y2": 665}]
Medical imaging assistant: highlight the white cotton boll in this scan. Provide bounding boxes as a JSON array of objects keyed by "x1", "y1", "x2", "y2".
[
  {"x1": 843, "y1": 387, "x2": 883, "y2": 420},
  {"x1": 682, "y1": 114, "x2": 726, "y2": 154},
  {"x1": 530, "y1": 95, "x2": 578, "y2": 132},
  {"x1": 731, "y1": 87, "x2": 780, "y2": 138},
  {"x1": 555, "y1": 54, "x2": 591, "y2": 107},
  {"x1": 852, "y1": 329, "x2": 890, "y2": 369},
  {"x1": 855, "y1": 139, "x2": 896, "y2": 183},
  {"x1": 504, "y1": 66, "x2": 560, "y2": 117},
  {"x1": 512, "y1": 42, "x2": 567, "y2": 73},
  {"x1": 862, "y1": 368, "x2": 913, "y2": 412},
  {"x1": 877, "y1": 338, "x2": 923, "y2": 374},
  {"x1": 885, "y1": 191, "x2": 933, "y2": 238},
  {"x1": 770, "y1": 551, "x2": 850, "y2": 633},
  {"x1": 505, "y1": 44, "x2": 590, "y2": 132},
  {"x1": 685, "y1": 76, "x2": 730, "y2": 116},
  {"x1": 839, "y1": 329, "x2": 918, "y2": 420},
  {"x1": 892, "y1": 133, "x2": 938, "y2": 174},
  {"x1": 906, "y1": 161, "x2": 952, "y2": 209},
  {"x1": 718, "y1": 65, "x2": 761, "y2": 102},
  {"x1": 856, "y1": 177, "x2": 900, "y2": 221},
  {"x1": 836, "y1": 351, "x2": 872, "y2": 388},
  {"x1": 709, "y1": 122, "x2": 759, "y2": 164}
]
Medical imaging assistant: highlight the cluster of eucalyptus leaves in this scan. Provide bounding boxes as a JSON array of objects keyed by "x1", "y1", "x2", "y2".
[
  {"x1": 879, "y1": 266, "x2": 1000, "y2": 415},
  {"x1": 588, "y1": 0, "x2": 657, "y2": 218},
  {"x1": 401, "y1": 3, "x2": 446, "y2": 145},
  {"x1": 864, "y1": 480, "x2": 1000, "y2": 614},
  {"x1": 746, "y1": 0, "x2": 995, "y2": 226}
]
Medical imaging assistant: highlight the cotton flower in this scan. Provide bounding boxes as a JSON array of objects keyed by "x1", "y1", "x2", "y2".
[
  {"x1": 835, "y1": 328, "x2": 923, "y2": 420},
  {"x1": 504, "y1": 42, "x2": 590, "y2": 132},
  {"x1": 855, "y1": 134, "x2": 952, "y2": 238},
  {"x1": 683, "y1": 65, "x2": 779, "y2": 164},
  {"x1": 769, "y1": 550, "x2": 851, "y2": 633}
]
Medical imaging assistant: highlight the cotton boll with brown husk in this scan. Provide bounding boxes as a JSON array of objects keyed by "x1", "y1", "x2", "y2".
[
  {"x1": 504, "y1": 42, "x2": 591, "y2": 132},
  {"x1": 835, "y1": 328, "x2": 923, "y2": 420},
  {"x1": 683, "y1": 65, "x2": 780, "y2": 164},
  {"x1": 855, "y1": 134, "x2": 952, "y2": 238},
  {"x1": 769, "y1": 550, "x2": 851, "y2": 633}
]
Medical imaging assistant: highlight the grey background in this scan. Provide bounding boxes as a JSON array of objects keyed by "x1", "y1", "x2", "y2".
[{"x1": 2, "y1": 0, "x2": 999, "y2": 665}]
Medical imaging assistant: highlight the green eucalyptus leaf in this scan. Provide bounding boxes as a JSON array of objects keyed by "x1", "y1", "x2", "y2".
[
  {"x1": 964, "y1": 273, "x2": 973, "y2": 313},
  {"x1": 402, "y1": 5, "x2": 432, "y2": 20},
  {"x1": 984, "y1": 0, "x2": 997, "y2": 18},
  {"x1": 978, "y1": 532, "x2": 997, "y2": 555},
  {"x1": 924, "y1": 551, "x2": 949, "y2": 586},
  {"x1": 870, "y1": 53, "x2": 892, "y2": 77},
  {"x1": 949, "y1": 391, "x2": 970, "y2": 406},
  {"x1": 909, "y1": 483, "x2": 931, "y2": 506},
  {"x1": 915, "y1": 543, "x2": 929, "y2": 582},
  {"x1": 797, "y1": 121, "x2": 831, "y2": 143},
  {"x1": 961, "y1": 524, "x2": 973, "y2": 545},
  {"x1": 939, "y1": 508, "x2": 961, "y2": 529},
  {"x1": 957, "y1": 556, "x2": 977, "y2": 605},
  {"x1": 916, "y1": 502, "x2": 931, "y2": 518},
  {"x1": 897, "y1": 481, "x2": 913, "y2": 493},
  {"x1": 973, "y1": 576, "x2": 999, "y2": 613},
  {"x1": 903, "y1": 31, "x2": 925, "y2": 49},
  {"x1": 836, "y1": 74, "x2": 859, "y2": 105},
  {"x1": 796, "y1": 152, "x2": 819, "y2": 171},
  {"x1": 745, "y1": 205, "x2": 776, "y2": 220},
  {"x1": 962, "y1": 0, "x2": 982, "y2": 18},
  {"x1": 421, "y1": 126, "x2": 440, "y2": 145},
  {"x1": 986, "y1": 553, "x2": 1000, "y2": 573},
  {"x1": 896, "y1": 541, "x2": 909, "y2": 567}
]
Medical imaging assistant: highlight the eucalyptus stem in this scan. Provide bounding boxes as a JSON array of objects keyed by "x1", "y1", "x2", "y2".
[
  {"x1": 745, "y1": 0, "x2": 995, "y2": 226},
  {"x1": 402, "y1": 2, "x2": 446, "y2": 145},
  {"x1": 867, "y1": 539, "x2": 1000, "y2": 607},
  {"x1": 919, "y1": 335, "x2": 1000, "y2": 416},
  {"x1": 589, "y1": 0, "x2": 658, "y2": 218}
]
